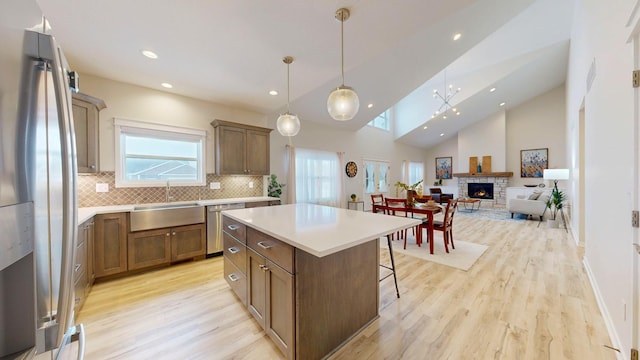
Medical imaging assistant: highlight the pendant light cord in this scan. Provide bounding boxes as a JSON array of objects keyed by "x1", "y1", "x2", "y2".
[
  {"x1": 287, "y1": 62, "x2": 291, "y2": 113},
  {"x1": 341, "y1": 16, "x2": 345, "y2": 86}
]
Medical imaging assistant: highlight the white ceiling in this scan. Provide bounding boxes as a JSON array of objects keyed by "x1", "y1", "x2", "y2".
[{"x1": 35, "y1": 0, "x2": 574, "y2": 149}]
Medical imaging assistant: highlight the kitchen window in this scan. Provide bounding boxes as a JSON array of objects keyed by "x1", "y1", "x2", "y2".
[{"x1": 114, "y1": 119, "x2": 206, "y2": 187}]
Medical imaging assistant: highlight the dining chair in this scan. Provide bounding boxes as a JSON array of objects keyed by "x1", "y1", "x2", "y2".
[
  {"x1": 384, "y1": 198, "x2": 409, "y2": 241},
  {"x1": 371, "y1": 194, "x2": 385, "y2": 213},
  {"x1": 431, "y1": 199, "x2": 458, "y2": 253}
]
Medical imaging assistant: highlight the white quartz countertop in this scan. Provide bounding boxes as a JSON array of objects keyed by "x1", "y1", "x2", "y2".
[
  {"x1": 222, "y1": 203, "x2": 421, "y2": 258},
  {"x1": 77, "y1": 197, "x2": 279, "y2": 224}
]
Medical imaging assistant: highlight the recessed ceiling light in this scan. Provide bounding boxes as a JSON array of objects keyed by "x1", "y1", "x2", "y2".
[
  {"x1": 142, "y1": 50, "x2": 158, "y2": 59},
  {"x1": 453, "y1": 33, "x2": 462, "y2": 41},
  {"x1": 423, "y1": 125, "x2": 428, "y2": 130},
  {"x1": 490, "y1": 87, "x2": 496, "y2": 92},
  {"x1": 269, "y1": 90, "x2": 279, "y2": 96},
  {"x1": 500, "y1": 102, "x2": 506, "y2": 107},
  {"x1": 161, "y1": 82, "x2": 173, "y2": 89},
  {"x1": 440, "y1": 133, "x2": 445, "y2": 137},
  {"x1": 367, "y1": 103, "x2": 373, "y2": 108}
]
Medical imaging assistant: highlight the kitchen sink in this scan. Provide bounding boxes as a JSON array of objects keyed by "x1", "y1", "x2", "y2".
[
  {"x1": 133, "y1": 202, "x2": 200, "y2": 211},
  {"x1": 130, "y1": 203, "x2": 205, "y2": 232}
]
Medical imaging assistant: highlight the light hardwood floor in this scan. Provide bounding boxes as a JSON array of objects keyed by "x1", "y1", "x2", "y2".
[{"x1": 77, "y1": 213, "x2": 616, "y2": 360}]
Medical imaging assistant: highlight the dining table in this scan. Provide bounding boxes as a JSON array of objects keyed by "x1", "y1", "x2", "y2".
[{"x1": 373, "y1": 202, "x2": 443, "y2": 254}]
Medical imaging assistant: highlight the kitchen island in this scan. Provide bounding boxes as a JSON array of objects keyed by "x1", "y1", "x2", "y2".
[{"x1": 221, "y1": 203, "x2": 420, "y2": 360}]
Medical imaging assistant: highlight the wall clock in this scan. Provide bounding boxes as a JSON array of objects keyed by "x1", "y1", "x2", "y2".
[{"x1": 345, "y1": 161, "x2": 358, "y2": 177}]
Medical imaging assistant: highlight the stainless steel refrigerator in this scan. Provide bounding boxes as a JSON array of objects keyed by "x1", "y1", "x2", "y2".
[{"x1": 1, "y1": 0, "x2": 84, "y2": 358}]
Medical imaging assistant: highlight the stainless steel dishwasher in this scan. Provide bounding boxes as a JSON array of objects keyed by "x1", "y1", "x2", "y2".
[{"x1": 207, "y1": 203, "x2": 245, "y2": 256}]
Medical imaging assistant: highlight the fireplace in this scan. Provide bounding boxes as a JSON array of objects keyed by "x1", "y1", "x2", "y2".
[{"x1": 468, "y1": 183, "x2": 494, "y2": 199}]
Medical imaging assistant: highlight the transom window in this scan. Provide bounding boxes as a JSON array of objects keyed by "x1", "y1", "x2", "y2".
[
  {"x1": 114, "y1": 119, "x2": 206, "y2": 187},
  {"x1": 368, "y1": 110, "x2": 390, "y2": 131}
]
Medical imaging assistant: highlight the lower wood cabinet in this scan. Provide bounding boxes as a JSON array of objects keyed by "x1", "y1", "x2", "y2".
[
  {"x1": 128, "y1": 228, "x2": 171, "y2": 270},
  {"x1": 244, "y1": 234, "x2": 295, "y2": 359},
  {"x1": 94, "y1": 212, "x2": 128, "y2": 278},
  {"x1": 171, "y1": 224, "x2": 206, "y2": 261},
  {"x1": 128, "y1": 223, "x2": 206, "y2": 271}
]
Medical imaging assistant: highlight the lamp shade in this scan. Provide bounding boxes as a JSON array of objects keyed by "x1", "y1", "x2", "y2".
[
  {"x1": 327, "y1": 85, "x2": 359, "y2": 121},
  {"x1": 276, "y1": 112, "x2": 300, "y2": 136},
  {"x1": 543, "y1": 168, "x2": 569, "y2": 180}
]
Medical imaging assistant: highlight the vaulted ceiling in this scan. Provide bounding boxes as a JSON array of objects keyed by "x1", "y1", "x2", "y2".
[{"x1": 36, "y1": 0, "x2": 574, "y2": 148}]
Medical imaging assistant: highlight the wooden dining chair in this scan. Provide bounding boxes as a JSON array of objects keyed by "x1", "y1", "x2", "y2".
[
  {"x1": 432, "y1": 199, "x2": 458, "y2": 253},
  {"x1": 371, "y1": 194, "x2": 385, "y2": 213},
  {"x1": 384, "y1": 198, "x2": 409, "y2": 241}
]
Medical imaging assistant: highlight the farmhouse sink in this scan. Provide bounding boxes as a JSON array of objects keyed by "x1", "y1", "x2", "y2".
[
  {"x1": 130, "y1": 203, "x2": 204, "y2": 232},
  {"x1": 133, "y1": 202, "x2": 200, "y2": 211}
]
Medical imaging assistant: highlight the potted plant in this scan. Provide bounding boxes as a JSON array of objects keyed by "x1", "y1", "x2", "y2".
[
  {"x1": 545, "y1": 187, "x2": 565, "y2": 227},
  {"x1": 268, "y1": 174, "x2": 285, "y2": 198},
  {"x1": 394, "y1": 179, "x2": 423, "y2": 203},
  {"x1": 350, "y1": 193, "x2": 357, "y2": 202}
]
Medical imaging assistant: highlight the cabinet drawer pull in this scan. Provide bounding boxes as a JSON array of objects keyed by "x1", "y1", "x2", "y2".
[
  {"x1": 256, "y1": 241, "x2": 272, "y2": 250},
  {"x1": 75, "y1": 297, "x2": 81, "y2": 305},
  {"x1": 258, "y1": 264, "x2": 270, "y2": 272},
  {"x1": 227, "y1": 247, "x2": 239, "y2": 254},
  {"x1": 227, "y1": 273, "x2": 240, "y2": 282},
  {"x1": 74, "y1": 264, "x2": 82, "y2": 272},
  {"x1": 227, "y1": 224, "x2": 239, "y2": 231},
  {"x1": 166, "y1": 233, "x2": 171, "y2": 237},
  {"x1": 172, "y1": 232, "x2": 176, "y2": 236}
]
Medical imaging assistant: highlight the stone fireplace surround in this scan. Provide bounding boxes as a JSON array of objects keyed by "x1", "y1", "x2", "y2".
[{"x1": 453, "y1": 172, "x2": 513, "y2": 207}]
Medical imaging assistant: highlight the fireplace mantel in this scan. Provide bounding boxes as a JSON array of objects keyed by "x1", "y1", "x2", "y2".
[{"x1": 453, "y1": 172, "x2": 513, "y2": 178}]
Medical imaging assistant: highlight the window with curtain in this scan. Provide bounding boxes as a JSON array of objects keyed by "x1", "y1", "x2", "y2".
[
  {"x1": 405, "y1": 161, "x2": 424, "y2": 185},
  {"x1": 295, "y1": 148, "x2": 341, "y2": 207},
  {"x1": 114, "y1": 118, "x2": 206, "y2": 187}
]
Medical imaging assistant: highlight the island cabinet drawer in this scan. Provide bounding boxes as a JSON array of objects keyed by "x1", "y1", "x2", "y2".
[
  {"x1": 222, "y1": 215, "x2": 246, "y2": 242},
  {"x1": 223, "y1": 232, "x2": 246, "y2": 272},
  {"x1": 247, "y1": 228, "x2": 293, "y2": 274},
  {"x1": 224, "y1": 256, "x2": 247, "y2": 305}
]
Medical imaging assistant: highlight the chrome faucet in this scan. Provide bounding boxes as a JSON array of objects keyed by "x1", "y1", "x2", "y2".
[{"x1": 165, "y1": 181, "x2": 172, "y2": 202}]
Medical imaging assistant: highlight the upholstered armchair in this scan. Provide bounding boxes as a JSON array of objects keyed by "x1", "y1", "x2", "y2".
[{"x1": 429, "y1": 188, "x2": 454, "y2": 205}]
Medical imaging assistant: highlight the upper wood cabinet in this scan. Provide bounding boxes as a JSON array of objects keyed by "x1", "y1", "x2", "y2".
[
  {"x1": 72, "y1": 92, "x2": 106, "y2": 173},
  {"x1": 211, "y1": 119, "x2": 272, "y2": 175}
]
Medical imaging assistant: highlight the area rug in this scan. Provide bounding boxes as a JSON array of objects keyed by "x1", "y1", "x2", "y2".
[
  {"x1": 381, "y1": 235, "x2": 488, "y2": 271},
  {"x1": 456, "y1": 207, "x2": 529, "y2": 221}
]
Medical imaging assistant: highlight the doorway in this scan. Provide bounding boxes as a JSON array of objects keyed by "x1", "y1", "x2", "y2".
[{"x1": 363, "y1": 159, "x2": 390, "y2": 211}]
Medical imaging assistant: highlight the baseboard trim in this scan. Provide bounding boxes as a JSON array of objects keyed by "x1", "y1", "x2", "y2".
[{"x1": 583, "y1": 256, "x2": 626, "y2": 360}]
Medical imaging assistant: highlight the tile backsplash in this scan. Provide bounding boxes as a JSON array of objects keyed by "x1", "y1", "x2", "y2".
[{"x1": 78, "y1": 172, "x2": 264, "y2": 207}]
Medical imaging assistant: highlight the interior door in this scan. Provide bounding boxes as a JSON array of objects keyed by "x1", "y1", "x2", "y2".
[{"x1": 363, "y1": 160, "x2": 390, "y2": 211}]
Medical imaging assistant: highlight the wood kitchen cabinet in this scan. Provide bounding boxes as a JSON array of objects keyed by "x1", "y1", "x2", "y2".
[
  {"x1": 245, "y1": 200, "x2": 280, "y2": 208},
  {"x1": 74, "y1": 217, "x2": 95, "y2": 314},
  {"x1": 211, "y1": 119, "x2": 272, "y2": 175},
  {"x1": 127, "y1": 228, "x2": 171, "y2": 270},
  {"x1": 94, "y1": 212, "x2": 128, "y2": 278},
  {"x1": 128, "y1": 223, "x2": 206, "y2": 271},
  {"x1": 72, "y1": 92, "x2": 105, "y2": 173},
  {"x1": 245, "y1": 229, "x2": 295, "y2": 359}
]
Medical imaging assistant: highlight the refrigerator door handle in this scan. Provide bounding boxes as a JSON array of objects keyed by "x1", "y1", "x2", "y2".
[{"x1": 38, "y1": 31, "x2": 79, "y2": 347}]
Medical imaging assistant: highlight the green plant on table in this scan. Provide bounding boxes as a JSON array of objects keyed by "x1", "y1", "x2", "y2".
[{"x1": 394, "y1": 179, "x2": 423, "y2": 197}]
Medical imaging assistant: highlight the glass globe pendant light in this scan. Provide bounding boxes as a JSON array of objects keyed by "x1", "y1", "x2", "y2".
[
  {"x1": 327, "y1": 8, "x2": 359, "y2": 121},
  {"x1": 276, "y1": 56, "x2": 301, "y2": 136}
]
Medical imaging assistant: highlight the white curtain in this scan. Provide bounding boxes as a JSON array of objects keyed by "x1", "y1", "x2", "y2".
[
  {"x1": 286, "y1": 145, "x2": 296, "y2": 204},
  {"x1": 293, "y1": 147, "x2": 342, "y2": 207}
]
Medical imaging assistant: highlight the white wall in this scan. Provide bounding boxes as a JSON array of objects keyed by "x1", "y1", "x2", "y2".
[
  {"x1": 425, "y1": 136, "x2": 458, "y2": 187},
  {"x1": 506, "y1": 85, "x2": 567, "y2": 187},
  {"x1": 458, "y1": 111, "x2": 506, "y2": 172},
  {"x1": 78, "y1": 74, "x2": 267, "y2": 173},
  {"x1": 567, "y1": 0, "x2": 636, "y2": 355}
]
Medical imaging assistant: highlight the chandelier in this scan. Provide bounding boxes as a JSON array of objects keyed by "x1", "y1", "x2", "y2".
[{"x1": 432, "y1": 70, "x2": 460, "y2": 119}]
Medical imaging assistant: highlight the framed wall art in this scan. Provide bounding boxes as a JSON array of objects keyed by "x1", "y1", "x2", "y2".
[
  {"x1": 435, "y1": 157, "x2": 452, "y2": 179},
  {"x1": 520, "y1": 148, "x2": 548, "y2": 178}
]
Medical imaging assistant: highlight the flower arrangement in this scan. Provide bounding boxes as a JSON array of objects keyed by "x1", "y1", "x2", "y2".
[{"x1": 394, "y1": 179, "x2": 423, "y2": 197}]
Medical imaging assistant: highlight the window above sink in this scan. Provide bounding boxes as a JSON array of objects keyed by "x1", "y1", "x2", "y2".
[{"x1": 114, "y1": 118, "x2": 206, "y2": 188}]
